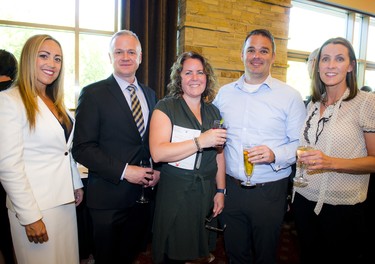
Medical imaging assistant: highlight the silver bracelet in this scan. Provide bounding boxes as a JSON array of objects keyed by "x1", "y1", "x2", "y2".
[{"x1": 193, "y1": 137, "x2": 203, "y2": 152}]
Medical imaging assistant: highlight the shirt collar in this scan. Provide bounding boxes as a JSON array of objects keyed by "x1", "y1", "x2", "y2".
[
  {"x1": 113, "y1": 73, "x2": 140, "y2": 92},
  {"x1": 235, "y1": 74, "x2": 272, "y2": 93}
]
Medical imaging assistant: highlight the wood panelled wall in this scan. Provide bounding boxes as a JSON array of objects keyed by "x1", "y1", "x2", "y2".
[{"x1": 177, "y1": 0, "x2": 292, "y2": 89}]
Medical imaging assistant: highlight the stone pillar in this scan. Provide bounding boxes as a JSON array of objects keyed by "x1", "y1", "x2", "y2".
[{"x1": 177, "y1": 0, "x2": 292, "y2": 87}]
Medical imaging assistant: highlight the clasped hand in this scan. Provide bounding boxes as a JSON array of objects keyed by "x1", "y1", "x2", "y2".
[
  {"x1": 298, "y1": 149, "x2": 329, "y2": 171},
  {"x1": 199, "y1": 128, "x2": 227, "y2": 148},
  {"x1": 247, "y1": 145, "x2": 275, "y2": 164},
  {"x1": 25, "y1": 219, "x2": 49, "y2": 244},
  {"x1": 74, "y1": 188, "x2": 84, "y2": 206},
  {"x1": 125, "y1": 165, "x2": 160, "y2": 187}
]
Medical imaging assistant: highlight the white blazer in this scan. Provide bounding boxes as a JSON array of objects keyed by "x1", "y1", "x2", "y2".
[{"x1": 0, "y1": 87, "x2": 83, "y2": 225}]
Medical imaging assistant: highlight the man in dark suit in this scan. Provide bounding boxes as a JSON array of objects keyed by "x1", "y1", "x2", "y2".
[
  {"x1": 0, "y1": 49, "x2": 17, "y2": 264},
  {"x1": 72, "y1": 30, "x2": 160, "y2": 264}
]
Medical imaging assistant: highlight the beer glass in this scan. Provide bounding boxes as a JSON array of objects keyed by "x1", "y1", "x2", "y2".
[{"x1": 242, "y1": 144, "x2": 255, "y2": 186}]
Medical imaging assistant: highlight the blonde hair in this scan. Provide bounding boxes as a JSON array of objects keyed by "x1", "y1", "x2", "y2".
[{"x1": 16, "y1": 34, "x2": 69, "y2": 130}]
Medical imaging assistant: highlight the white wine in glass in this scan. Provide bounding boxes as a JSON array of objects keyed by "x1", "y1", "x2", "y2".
[{"x1": 293, "y1": 145, "x2": 314, "y2": 187}]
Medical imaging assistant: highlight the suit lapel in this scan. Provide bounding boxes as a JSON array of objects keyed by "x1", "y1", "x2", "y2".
[
  {"x1": 66, "y1": 110, "x2": 75, "y2": 147},
  {"x1": 105, "y1": 75, "x2": 156, "y2": 140},
  {"x1": 105, "y1": 76, "x2": 141, "y2": 137},
  {"x1": 106, "y1": 76, "x2": 134, "y2": 116},
  {"x1": 139, "y1": 83, "x2": 156, "y2": 122},
  {"x1": 37, "y1": 97, "x2": 66, "y2": 146}
]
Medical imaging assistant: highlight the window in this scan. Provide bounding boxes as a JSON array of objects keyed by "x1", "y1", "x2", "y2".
[
  {"x1": 287, "y1": 0, "x2": 375, "y2": 99},
  {"x1": 365, "y1": 69, "x2": 375, "y2": 88},
  {"x1": 366, "y1": 18, "x2": 375, "y2": 62},
  {"x1": 0, "y1": 0, "x2": 119, "y2": 109},
  {"x1": 288, "y1": 2, "x2": 347, "y2": 52}
]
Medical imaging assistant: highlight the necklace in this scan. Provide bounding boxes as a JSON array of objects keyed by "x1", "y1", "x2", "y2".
[
  {"x1": 322, "y1": 97, "x2": 340, "y2": 108},
  {"x1": 322, "y1": 101, "x2": 335, "y2": 108}
]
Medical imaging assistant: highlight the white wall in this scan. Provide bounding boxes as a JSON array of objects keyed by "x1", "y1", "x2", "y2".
[{"x1": 315, "y1": 0, "x2": 375, "y2": 16}]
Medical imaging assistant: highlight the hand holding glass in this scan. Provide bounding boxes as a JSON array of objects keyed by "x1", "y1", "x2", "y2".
[
  {"x1": 212, "y1": 119, "x2": 226, "y2": 148},
  {"x1": 136, "y1": 158, "x2": 153, "y2": 204},
  {"x1": 242, "y1": 145, "x2": 255, "y2": 186},
  {"x1": 293, "y1": 145, "x2": 314, "y2": 187}
]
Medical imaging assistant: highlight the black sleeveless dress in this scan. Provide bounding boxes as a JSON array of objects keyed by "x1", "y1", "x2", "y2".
[{"x1": 152, "y1": 96, "x2": 221, "y2": 263}]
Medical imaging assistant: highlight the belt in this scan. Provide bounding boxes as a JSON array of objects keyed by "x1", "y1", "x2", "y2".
[{"x1": 228, "y1": 175, "x2": 277, "y2": 189}]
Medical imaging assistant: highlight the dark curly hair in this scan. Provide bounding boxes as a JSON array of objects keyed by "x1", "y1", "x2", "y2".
[
  {"x1": 167, "y1": 51, "x2": 217, "y2": 103},
  {"x1": 0, "y1": 49, "x2": 18, "y2": 80}
]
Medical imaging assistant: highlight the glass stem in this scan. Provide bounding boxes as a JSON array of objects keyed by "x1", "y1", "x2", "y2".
[{"x1": 300, "y1": 163, "x2": 305, "y2": 178}]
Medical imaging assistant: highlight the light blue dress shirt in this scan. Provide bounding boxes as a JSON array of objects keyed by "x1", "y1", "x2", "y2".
[{"x1": 213, "y1": 74, "x2": 306, "y2": 183}]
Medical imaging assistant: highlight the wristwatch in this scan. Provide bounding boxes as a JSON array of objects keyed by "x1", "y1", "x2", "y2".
[{"x1": 216, "y1": 188, "x2": 227, "y2": 195}]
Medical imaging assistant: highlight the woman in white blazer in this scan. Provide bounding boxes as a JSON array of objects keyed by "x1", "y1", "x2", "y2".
[{"x1": 0, "y1": 34, "x2": 83, "y2": 264}]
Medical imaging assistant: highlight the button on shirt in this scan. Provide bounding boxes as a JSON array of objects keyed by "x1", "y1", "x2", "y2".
[{"x1": 213, "y1": 74, "x2": 306, "y2": 183}]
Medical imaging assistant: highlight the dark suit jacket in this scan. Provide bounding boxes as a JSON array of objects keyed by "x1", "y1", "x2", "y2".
[{"x1": 72, "y1": 75, "x2": 157, "y2": 209}]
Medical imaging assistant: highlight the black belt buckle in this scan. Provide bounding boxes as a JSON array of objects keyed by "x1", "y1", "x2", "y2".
[
  {"x1": 241, "y1": 184, "x2": 257, "y2": 189},
  {"x1": 229, "y1": 176, "x2": 256, "y2": 189},
  {"x1": 228, "y1": 175, "x2": 269, "y2": 189}
]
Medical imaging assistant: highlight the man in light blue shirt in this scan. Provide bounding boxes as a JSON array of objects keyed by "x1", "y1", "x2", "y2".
[{"x1": 213, "y1": 29, "x2": 306, "y2": 264}]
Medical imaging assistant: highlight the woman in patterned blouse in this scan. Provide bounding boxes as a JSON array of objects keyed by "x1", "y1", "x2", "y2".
[{"x1": 292, "y1": 37, "x2": 375, "y2": 264}]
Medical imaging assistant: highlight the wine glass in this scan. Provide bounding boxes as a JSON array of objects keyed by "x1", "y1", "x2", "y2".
[
  {"x1": 212, "y1": 119, "x2": 226, "y2": 148},
  {"x1": 293, "y1": 145, "x2": 314, "y2": 187},
  {"x1": 242, "y1": 144, "x2": 255, "y2": 186},
  {"x1": 212, "y1": 119, "x2": 224, "y2": 129},
  {"x1": 136, "y1": 158, "x2": 153, "y2": 204}
]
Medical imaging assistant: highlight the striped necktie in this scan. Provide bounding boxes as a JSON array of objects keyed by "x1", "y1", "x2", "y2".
[{"x1": 127, "y1": 84, "x2": 145, "y2": 137}]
